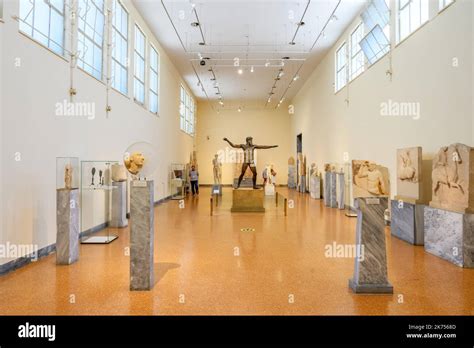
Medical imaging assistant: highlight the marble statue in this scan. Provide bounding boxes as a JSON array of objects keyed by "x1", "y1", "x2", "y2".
[
  {"x1": 124, "y1": 152, "x2": 146, "y2": 175},
  {"x1": 352, "y1": 160, "x2": 390, "y2": 198},
  {"x1": 223, "y1": 137, "x2": 278, "y2": 189},
  {"x1": 430, "y1": 143, "x2": 474, "y2": 213},
  {"x1": 111, "y1": 164, "x2": 128, "y2": 182},
  {"x1": 64, "y1": 164, "x2": 73, "y2": 189},
  {"x1": 212, "y1": 154, "x2": 222, "y2": 185}
]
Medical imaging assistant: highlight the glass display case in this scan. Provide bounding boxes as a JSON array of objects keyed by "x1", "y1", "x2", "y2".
[
  {"x1": 56, "y1": 157, "x2": 79, "y2": 190},
  {"x1": 170, "y1": 163, "x2": 186, "y2": 200},
  {"x1": 80, "y1": 160, "x2": 120, "y2": 244}
]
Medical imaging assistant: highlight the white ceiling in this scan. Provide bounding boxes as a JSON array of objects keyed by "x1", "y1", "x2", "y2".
[{"x1": 133, "y1": 0, "x2": 367, "y2": 110}]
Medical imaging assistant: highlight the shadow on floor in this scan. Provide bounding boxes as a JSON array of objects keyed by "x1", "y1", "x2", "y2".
[{"x1": 154, "y1": 262, "x2": 180, "y2": 286}]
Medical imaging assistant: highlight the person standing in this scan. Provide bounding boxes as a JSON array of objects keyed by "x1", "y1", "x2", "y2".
[{"x1": 189, "y1": 165, "x2": 199, "y2": 195}]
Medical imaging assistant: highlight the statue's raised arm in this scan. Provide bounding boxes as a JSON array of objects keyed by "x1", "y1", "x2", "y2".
[
  {"x1": 255, "y1": 144, "x2": 278, "y2": 150},
  {"x1": 223, "y1": 137, "x2": 242, "y2": 149}
]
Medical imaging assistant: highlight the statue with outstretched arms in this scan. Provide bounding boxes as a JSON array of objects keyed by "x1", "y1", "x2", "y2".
[{"x1": 223, "y1": 136, "x2": 278, "y2": 189}]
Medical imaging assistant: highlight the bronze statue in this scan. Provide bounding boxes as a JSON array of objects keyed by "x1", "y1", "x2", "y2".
[{"x1": 223, "y1": 136, "x2": 278, "y2": 189}]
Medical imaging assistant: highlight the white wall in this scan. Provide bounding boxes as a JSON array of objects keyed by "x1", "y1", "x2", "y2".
[
  {"x1": 195, "y1": 102, "x2": 292, "y2": 185},
  {"x1": 290, "y1": 0, "x2": 473, "y2": 202},
  {"x1": 0, "y1": 0, "x2": 195, "y2": 265}
]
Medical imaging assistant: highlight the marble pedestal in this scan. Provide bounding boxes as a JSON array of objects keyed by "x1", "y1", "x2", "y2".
[
  {"x1": 324, "y1": 172, "x2": 330, "y2": 206},
  {"x1": 349, "y1": 197, "x2": 393, "y2": 293},
  {"x1": 336, "y1": 172, "x2": 345, "y2": 210},
  {"x1": 329, "y1": 172, "x2": 337, "y2": 208},
  {"x1": 56, "y1": 189, "x2": 79, "y2": 265},
  {"x1": 212, "y1": 184, "x2": 222, "y2": 195},
  {"x1": 231, "y1": 188, "x2": 265, "y2": 212},
  {"x1": 390, "y1": 200, "x2": 424, "y2": 245},
  {"x1": 288, "y1": 166, "x2": 297, "y2": 189},
  {"x1": 424, "y1": 206, "x2": 474, "y2": 268},
  {"x1": 130, "y1": 180, "x2": 155, "y2": 290},
  {"x1": 310, "y1": 176, "x2": 321, "y2": 199},
  {"x1": 299, "y1": 175, "x2": 306, "y2": 193},
  {"x1": 110, "y1": 181, "x2": 128, "y2": 228},
  {"x1": 264, "y1": 184, "x2": 275, "y2": 196}
]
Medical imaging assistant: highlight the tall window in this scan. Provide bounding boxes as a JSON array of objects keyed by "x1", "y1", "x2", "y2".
[
  {"x1": 19, "y1": 0, "x2": 66, "y2": 55},
  {"x1": 149, "y1": 45, "x2": 159, "y2": 114},
  {"x1": 350, "y1": 23, "x2": 365, "y2": 81},
  {"x1": 180, "y1": 86, "x2": 194, "y2": 135},
  {"x1": 398, "y1": 0, "x2": 429, "y2": 42},
  {"x1": 439, "y1": 0, "x2": 454, "y2": 10},
  {"x1": 360, "y1": 0, "x2": 390, "y2": 65},
  {"x1": 133, "y1": 25, "x2": 146, "y2": 104},
  {"x1": 335, "y1": 43, "x2": 347, "y2": 92},
  {"x1": 77, "y1": 0, "x2": 105, "y2": 80},
  {"x1": 111, "y1": 0, "x2": 128, "y2": 95}
]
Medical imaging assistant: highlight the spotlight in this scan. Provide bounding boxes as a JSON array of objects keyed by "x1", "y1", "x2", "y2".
[
  {"x1": 330, "y1": 15, "x2": 338, "y2": 22},
  {"x1": 198, "y1": 42, "x2": 205, "y2": 46},
  {"x1": 191, "y1": 22, "x2": 200, "y2": 27},
  {"x1": 238, "y1": 107, "x2": 242, "y2": 112},
  {"x1": 265, "y1": 60, "x2": 270, "y2": 67},
  {"x1": 250, "y1": 66, "x2": 254, "y2": 73},
  {"x1": 200, "y1": 60, "x2": 206, "y2": 66},
  {"x1": 238, "y1": 69, "x2": 243, "y2": 75},
  {"x1": 293, "y1": 75, "x2": 300, "y2": 81},
  {"x1": 219, "y1": 101, "x2": 224, "y2": 106},
  {"x1": 297, "y1": 21, "x2": 305, "y2": 26},
  {"x1": 289, "y1": 41, "x2": 296, "y2": 45}
]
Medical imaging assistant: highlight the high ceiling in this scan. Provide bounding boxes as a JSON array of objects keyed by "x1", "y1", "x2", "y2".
[{"x1": 133, "y1": 0, "x2": 367, "y2": 111}]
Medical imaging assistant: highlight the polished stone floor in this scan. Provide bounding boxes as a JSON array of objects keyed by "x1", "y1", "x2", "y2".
[{"x1": 0, "y1": 187, "x2": 473, "y2": 315}]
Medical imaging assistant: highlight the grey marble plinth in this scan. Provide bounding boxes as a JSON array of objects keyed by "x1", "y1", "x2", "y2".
[
  {"x1": 336, "y1": 172, "x2": 345, "y2": 210},
  {"x1": 424, "y1": 206, "x2": 474, "y2": 268},
  {"x1": 349, "y1": 197, "x2": 393, "y2": 293},
  {"x1": 130, "y1": 180, "x2": 155, "y2": 290},
  {"x1": 310, "y1": 177, "x2": 321, "y2": 199},
  {"x1": 329, "y1": 172, "x2": 337, "y2": 208},
  {"x1": 56, "y1": 189, "x2": 79, "y2": 265},
  {"x1": 110, "y1": 181, "x2": 128, "y2": 228},
  {"x1": 324, "y1": 172, "x2": 330, "y2": 206},
  {"x1": 212, "y1": 184, "x2": 222, "y2": 195},
  {"x1": 299, "y1": 175, "x2": 306, "y2": 193},
  {"x1": 391, "y1": 200, "x2": 424, "y2": 245}
]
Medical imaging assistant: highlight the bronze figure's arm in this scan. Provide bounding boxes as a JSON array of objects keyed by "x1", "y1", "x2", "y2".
[
  {"x1": 255, "y1": 144, "x2": 278, "y2": 149},
  {"x1": 223, "y1": 138, "x2": 242, "y2": 148}
]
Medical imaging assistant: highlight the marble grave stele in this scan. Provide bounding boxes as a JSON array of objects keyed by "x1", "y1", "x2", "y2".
[
  {"x1": 352, "y1": 160, "x2": 390, "y2": 198},
  {"x1": 430, "y1": 143, "x2": 474, "y2": 213},
  {"x1": 395, "y1": 146, "x2": 423, "y2": 204}
]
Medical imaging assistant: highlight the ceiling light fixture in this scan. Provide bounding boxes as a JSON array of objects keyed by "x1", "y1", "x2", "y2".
[
  {"x1": 293, "y1": 75, "x2": 300, "y2": 81},
  {"x1": 198, "y1": 42, "x2": 205, "y2": 46},
  {"x1": 238, "y1": 68, "x2": 243, "y2": 75},
  {"x1": 250, "y1": 66, "x2": 254, "y2": 73},
  {"x1": 330, "y1": 14, "x2": 338, "y2": 22},
  {"x1": 289, "y1": 41, "x2": 296, "y2": 45},
  {"x1": 297, "y1": 21, "x2": 305, "y2": 26},
  {"x1": 238, "y1": 107, "x2": 242, "y2": 112},
  {"x1": 265, "y1": 61, "x2": 270, "y2": 67},
  {"x1": 219, "y1": 101, "x2": 224, "y2": 106},
  {"x1": 191, "y1": 22, "x2": 200, "y2": 27}
]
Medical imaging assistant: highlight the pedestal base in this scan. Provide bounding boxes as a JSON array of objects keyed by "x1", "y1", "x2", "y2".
[
  {"x1": 231, "y1": 188, "x2": 265, "y2": 212},
  {"x1": 348, "y1": 279, "x2": 393, "y2": 294},
  {"x1": 336, "y1": 172, "x2": 345, "y2": 210},
  {"x1": 329, "y1": 172, "x2": 337, "y2": 208},
  {"x1": 310, "y1": 177, "x2": 321, "y2": 199},
  {"x1": 233, "y1": 177, "x2": 253, "y2": 188},
  {"x1": 212, "y1": 184, "x2": 222, "y2": 195},
  {"x1": 130, "y1": 180, "x2": 155, "y2": 290},
  {"x1": 56, "y1": 189, "x2": 80, "y2": 265},
  {"x1": 264, "y1": 184, "x2": 275, "y2": 196},
  {"x1": 391, "y1": 200, "x2": 424, "y2": 245},
  {"x1": 348, "y1": 197, "x2": 393, "y2": 294},
  {"x1": 110, "y1": 181, "x2": 128, "y2": 228},
  {"x1": 424, "y1": 206, "x2": 474, "y2": 268}
]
